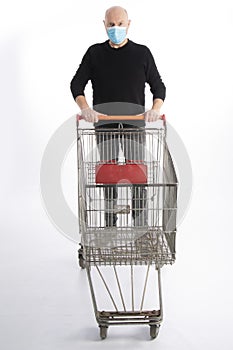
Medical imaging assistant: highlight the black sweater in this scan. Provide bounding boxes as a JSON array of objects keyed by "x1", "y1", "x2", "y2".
[{"x1": 70, "y1": 40, "x2": 166, "y2": 116}]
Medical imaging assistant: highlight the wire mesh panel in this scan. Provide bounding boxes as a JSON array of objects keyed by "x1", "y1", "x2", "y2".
[
  {"x1": 78, "y1": 127, "x2": 165, "y2": 185},
  {"x1": 77, "y1": 126, "x2": 177, "y2": 267},
  {"x1": 84, "y1": 229, "x2": 175, "y2": 266}
]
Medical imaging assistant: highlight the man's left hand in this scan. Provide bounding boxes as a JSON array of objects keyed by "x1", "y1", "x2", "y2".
[{"x1": 144, "y1": 109, "x2": 161, "y2": 122}]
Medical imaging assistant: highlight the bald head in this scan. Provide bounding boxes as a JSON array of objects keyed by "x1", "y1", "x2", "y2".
[
  {"x1": 105, "y1": 6, "x2": 128, "y2": 21},
  {"x1": 104, "y1": 6, "x2": 130, "y2": 28}
]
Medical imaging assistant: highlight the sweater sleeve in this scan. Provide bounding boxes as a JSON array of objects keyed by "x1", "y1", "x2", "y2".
[
  {"x1": 70, "y1": 48, "x2": 92, "y2": 100},
  {"x1": 145, "y1": 48, "x2": 166, "y2": 101}
]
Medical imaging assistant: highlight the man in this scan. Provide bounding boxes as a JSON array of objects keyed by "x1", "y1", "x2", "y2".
[{"x1": 71, "y1": 6, "x2": 166, "y2": 227}]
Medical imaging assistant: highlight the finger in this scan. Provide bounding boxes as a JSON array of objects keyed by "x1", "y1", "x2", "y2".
[
  {"x1": 93, "y1": 113, "x2": 98, "y2": 123},
  {"x1": 145, "y1": 112, "x2": 150, "y2": 122}
]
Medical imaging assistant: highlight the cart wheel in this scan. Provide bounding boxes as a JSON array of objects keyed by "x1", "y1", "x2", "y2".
[
  {"x1": 150, "y1": 325, "x2": 160, "y2": 339},
  {"x1": 100, "y1": 326, "x2": 108, "y2": 340},
  {"x1": 78, "y1": 245, "x2": 86, "y2": 269},
  {"x1": 79, "y1": 256, "x2": 86, "y2": 269}
]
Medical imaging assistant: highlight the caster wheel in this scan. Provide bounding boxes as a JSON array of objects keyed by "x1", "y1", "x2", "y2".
[
  {"x1": 150, "y1": 325, "x2": 160, "y2": 339},
  {"x1": 79, "y1": 256, "x2": 86, "y2": 269},
  {"x1": 78, "y1": 244, "x2": 86, "y2": 269},
  {"x1": 100, "y1": 326, "x2": 108, "y2": 339}
]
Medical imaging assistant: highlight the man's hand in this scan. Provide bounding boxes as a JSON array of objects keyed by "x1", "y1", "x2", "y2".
[
  {"x1": 81, "y1": 107, "x2": 99, "y2": 123},
  {"x1": 144, "y1": 109, "x2": 161, "y2": 122}
]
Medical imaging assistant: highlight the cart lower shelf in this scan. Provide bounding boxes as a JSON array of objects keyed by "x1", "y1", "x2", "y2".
[{"x1": 98, "y1": 311, "x2": 161, "y2": 340}]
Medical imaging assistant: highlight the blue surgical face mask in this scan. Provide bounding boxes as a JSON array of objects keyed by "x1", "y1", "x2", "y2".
[{"x1": 107, "y1": 26, "x2": 127, "y2": 45}]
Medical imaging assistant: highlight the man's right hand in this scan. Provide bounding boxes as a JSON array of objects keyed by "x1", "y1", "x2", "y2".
[{"x1": 81, "y1": 107, "x2": 99, "y2": 123}]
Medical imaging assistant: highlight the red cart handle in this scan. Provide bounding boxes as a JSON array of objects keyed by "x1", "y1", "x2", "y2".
[
  {"x1": 76, "y1": 114, "x2": 166, "y2": 121},
  {"x1": 160, "y1": 114, "x2": 166, "y2": 122}
]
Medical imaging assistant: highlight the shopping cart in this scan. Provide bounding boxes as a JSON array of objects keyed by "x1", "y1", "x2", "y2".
[{"x1": 76, "y1": 114, "x2": 178, "y2": 339}]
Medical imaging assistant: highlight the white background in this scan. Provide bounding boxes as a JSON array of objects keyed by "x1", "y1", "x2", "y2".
[{"x1": 1, "y1": 0, "x2": 233, "y2": 349}]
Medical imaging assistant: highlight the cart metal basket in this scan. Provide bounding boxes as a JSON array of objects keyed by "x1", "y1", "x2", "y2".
[{"x1": 76, "y1": 114, "x2": 178, "y2": 339}]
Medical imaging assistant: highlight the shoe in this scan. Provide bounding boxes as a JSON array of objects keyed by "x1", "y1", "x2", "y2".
[
  {"x1": 133, "y1": 214, "x2": 148, "y2": 227},
  {"x1": 105, "y1": 214, "x2": 118, "y2": 227}
]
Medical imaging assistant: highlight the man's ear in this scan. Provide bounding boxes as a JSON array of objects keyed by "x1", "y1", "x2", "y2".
[
  {"x1": 126, "y1": 19, "x2": 131, "y2": 33},
  {"x1": 103, "y1": 20, "x2": 108, "y2": 32}
]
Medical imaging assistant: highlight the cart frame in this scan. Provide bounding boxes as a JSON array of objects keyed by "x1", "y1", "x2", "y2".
[{"x1": 76, "y1": 114, "x2": 178, "y2": 339}]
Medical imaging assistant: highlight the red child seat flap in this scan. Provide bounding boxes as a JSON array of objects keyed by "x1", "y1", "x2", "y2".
[{"x1": 95, "y1": 163, "x2": 147, "y2": 184}]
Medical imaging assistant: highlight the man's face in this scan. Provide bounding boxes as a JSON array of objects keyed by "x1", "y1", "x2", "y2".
[{"x1": 104, "y1": 8, "x2": 130, "y2": 33}]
